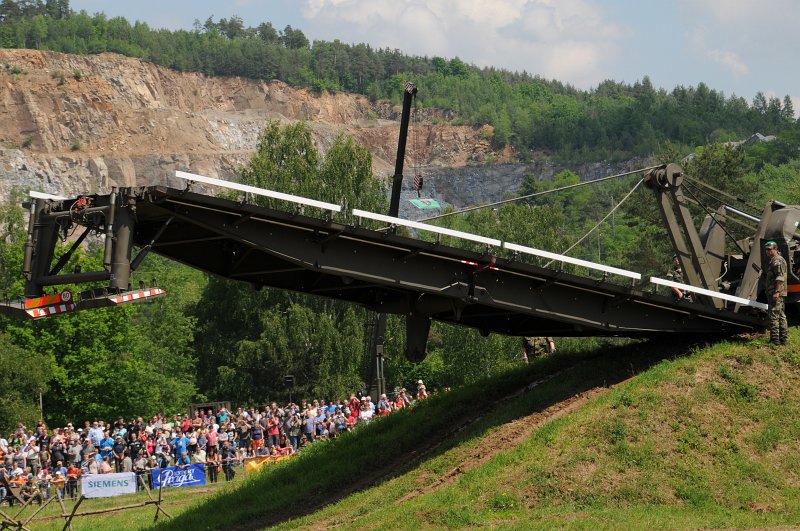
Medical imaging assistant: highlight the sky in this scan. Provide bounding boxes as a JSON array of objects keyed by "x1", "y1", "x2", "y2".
[{"x1": 68, "y1": 0, "x2": 799, "y2": 112}]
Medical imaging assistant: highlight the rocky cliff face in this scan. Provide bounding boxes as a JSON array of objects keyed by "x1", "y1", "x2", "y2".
[
  {"x1": 0, "y1": 49, "x2": 642, "y2": 220},
  {"x1": 0, "y1": 50, "x2": 490, "y2": 199}
]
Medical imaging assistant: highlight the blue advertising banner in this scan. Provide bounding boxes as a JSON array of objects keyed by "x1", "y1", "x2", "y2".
[{"x1": 151, "y1": 464, "x2": 206, "y2": 489}]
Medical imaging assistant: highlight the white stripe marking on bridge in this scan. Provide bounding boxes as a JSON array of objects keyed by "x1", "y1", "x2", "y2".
[
  {"x1": 175, "y1": 171, "x2": 343, "y2": 213},
  {"x1": 29, "y1": 191, "x2": 68, "y2": 200},
  {"x1": 649, "y1": 277, "x2": 768, "y2": 310},
  {"x1": 351, "y1": 209, "x2": 502, "y2": 247},
  {"x1": 504, "y1": 242, "x2": 642, "y2": 280}
]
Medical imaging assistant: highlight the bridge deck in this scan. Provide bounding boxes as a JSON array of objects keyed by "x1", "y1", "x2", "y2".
[{"x1": 122, "y1": 186, "x2": 764, "y2": 338}]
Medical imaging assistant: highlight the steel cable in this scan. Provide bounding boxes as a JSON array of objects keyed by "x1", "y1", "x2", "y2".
[
  {"x1": 416, "y1": 165, "x2": 664, "y2": 223},
  {"x1": 545, "y1": 177, "x2": 645, "y2": 267}
]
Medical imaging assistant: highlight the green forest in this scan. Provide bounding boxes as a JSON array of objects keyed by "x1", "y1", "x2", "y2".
[
  {"x1": 0, "y1": 0, "x2": 800, "y2": 432},
  {"x1": 0, "y1": 0, "x2": 797, "y2": 161}
]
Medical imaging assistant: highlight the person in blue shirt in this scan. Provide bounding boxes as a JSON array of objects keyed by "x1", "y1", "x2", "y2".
[
  {"x1": 302, "y1": 415, "x2": 315, "y2": 444},
  {"x1": 99, "y1": 431, "x2": 114, "y2": 460},
  {"x1": 88, "y1": 423, "x2": 103, "y2": 450},
  {"x1": 175, "y1": 434, "x2": 189, "y2": 458},
  {"x1": 176, "y1": 451, "x2": 191, "y2": 468}
]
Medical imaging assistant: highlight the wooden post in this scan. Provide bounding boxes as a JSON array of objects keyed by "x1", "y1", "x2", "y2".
[
  {"x1": 139, "y1": 473, "x2": 154, "y2": 501},
  {"x1": 154, "y1": 469, "x2": 163, "y2": 523},
  {"x1": 63, "y1": 501, "x2": 156, "y2": 516},
  {"x1": 152, "y1": 468, "x2": 173, "y2": 523},
  {"x1": 10, "y1": 490, "x2": 38, "y2": 522},
  {"x1": 61, "y1": 495, "x2": 84, "y2": 531},
  {"x1": 54, "y1": 489, "x2": 71, "y2": 531},
  {"x1": 141, "y1": 472, "x2": 172, "y2": 520}
]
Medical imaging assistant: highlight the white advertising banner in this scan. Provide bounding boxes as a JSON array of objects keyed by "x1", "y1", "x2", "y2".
[{"x1": 81, "y1": 472, "x2": 137, "y2": 498}]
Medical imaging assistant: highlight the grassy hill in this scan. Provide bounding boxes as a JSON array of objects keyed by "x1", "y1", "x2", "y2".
[
  {"x1": 24, "y1": 333, "x2": 799, "y2": 530},
  {"x1": 146, "y1": 332, "x2": 798, "y2": 530},
  {"x1": 265, "y1": 336, "x2": 800, "y2": 530}
]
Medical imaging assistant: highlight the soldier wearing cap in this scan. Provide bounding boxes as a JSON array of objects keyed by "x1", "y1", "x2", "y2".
[{"x1": 762, "y1": 240, "x2": 788, "y2": 345}]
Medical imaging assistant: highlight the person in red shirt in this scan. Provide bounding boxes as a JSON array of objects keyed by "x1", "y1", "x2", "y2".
[
  {"x1": 145, "y1": 435, "x2": 154, "y2": 456},
  {"x1": 273, "y1": 435, "x2": 295, "y2": 457},
  {"x1": 66, "y1": 463, "x2": 80, "y2": 498},
  {"x1": 266, "y1": 414, "x2": 280, "y2": 448},
  {"x1": 348, "y1": 395, "x2": 360, "y2": 415},
  {"x1": 345, "y1": 410, "x2": 357, "y2": 431}
]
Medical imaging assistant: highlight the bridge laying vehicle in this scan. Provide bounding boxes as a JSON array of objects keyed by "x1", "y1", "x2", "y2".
[{"x1": 0, "y1": 160, "x2": 796, "y2": 362}]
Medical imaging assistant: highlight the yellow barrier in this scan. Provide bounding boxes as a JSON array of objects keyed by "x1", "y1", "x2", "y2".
[{"x1": 243, "y1": 455, "x2": 292, "y2": 473}]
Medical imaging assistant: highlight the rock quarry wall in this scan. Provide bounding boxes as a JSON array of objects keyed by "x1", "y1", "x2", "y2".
[{"x1": 0, "y1": 49, "x2": 644, "y2": 220}]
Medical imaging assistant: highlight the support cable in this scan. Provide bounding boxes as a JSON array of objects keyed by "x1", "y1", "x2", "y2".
[
  {"x1": 417, "y1": 165, "x2": 663, "y2": 223},
  {"x1": 680, "y1": 185, "x2": 759, "y2": 234},
  {"x1": 545, "y1": 177, "x2": 645, "y2": 267},
  {"x1": 681, "y1": 185, "x2": 747, "y2": 254},
  {"x1": 682, "y1": 181, "x2": 758, "y2": 232},
  {"x1": 682, "y1": 175, "x2": 761, "y2": 214},
  {"x1": 681, "y1": 178, "x2": 745, "y2": 215}
]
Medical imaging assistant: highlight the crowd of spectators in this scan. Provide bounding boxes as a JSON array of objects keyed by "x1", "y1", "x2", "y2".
[{"x1": 0, "y1": 381, "x2": 432, "y2": 504}]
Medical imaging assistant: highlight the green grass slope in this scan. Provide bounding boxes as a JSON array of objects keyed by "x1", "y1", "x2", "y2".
[
  {"x1": 162, "y1": 334, "x2": 800, "y2": 529},
  {"x1": 49, "y1": 334, "x2": 796, "y2": 530},
  {"x1": 272, "y1": 334, "x2": 800, "y2": 530},
  {"x1": 34, "y1": 330, "x2": 800, "y2": 530}
]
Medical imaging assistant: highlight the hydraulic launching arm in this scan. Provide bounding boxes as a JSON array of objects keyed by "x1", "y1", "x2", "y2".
[{"x1": 643, "y1": 164, "x2": 725, "y2": 309}]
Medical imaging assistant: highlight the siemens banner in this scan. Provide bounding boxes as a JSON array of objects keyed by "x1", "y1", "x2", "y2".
[
  {"x1": 81, "y1": 472, "x2": 137, "y2": 498},
  {"x1": 151, "y1": 464, "x2": 206, "y2": 489}
]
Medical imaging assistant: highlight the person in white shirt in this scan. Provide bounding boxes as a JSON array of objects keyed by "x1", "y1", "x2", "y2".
[
  {"x1": 192, "y1": 447, "x2": 206, "y2": 464},
  {"x1": 358, "y1": 402, "x2": 374, "y2": 423}
]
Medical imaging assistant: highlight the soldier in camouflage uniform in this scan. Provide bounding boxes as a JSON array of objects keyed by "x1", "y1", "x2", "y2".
[
  {"x1": 522, "y1": 336, "x2": 555, "y2": 363},
  {"x1": 762, "y1": 240, "x2": 788, "y2": 345},
  {"x1": 666, "y1": 255, "x2": 692, "y2": 301}
]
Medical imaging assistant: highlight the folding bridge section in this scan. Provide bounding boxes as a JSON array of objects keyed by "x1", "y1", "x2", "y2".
[{"x1": 19, "y1": 185, "x2": 760, "y2": 341}]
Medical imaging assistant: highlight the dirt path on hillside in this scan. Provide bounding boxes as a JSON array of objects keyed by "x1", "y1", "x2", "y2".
[{"x1": 392, "y1": 386, "x2": 609, "y2": 507}]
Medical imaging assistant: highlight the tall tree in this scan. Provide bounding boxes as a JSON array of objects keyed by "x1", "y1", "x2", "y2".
[
  {"x1": 194, "y1": 121, "x2": 385, "y2": 402},
  {"x1": 752, "y1": 91, "x2": 768, "y2": 114},
  {"x1": 781, "y1": 95, "x2": 795, "y2": 122},
  {"x1": 281, "y1": 25, "x2": 308, "y2": 49},
  {"x1": 257, "y1": 21, "x2": 278, "y2": 43},
  {"x1": 0, "y1": 333, "x2": 51, "y2": 431}
]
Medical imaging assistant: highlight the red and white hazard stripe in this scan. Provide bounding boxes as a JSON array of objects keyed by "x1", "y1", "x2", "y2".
[
  {"x1": 459, "y1": 260, "x2": 499, "y2": 271},
  {"x1": 109, "y1": 288, "x2": 166, "y2": 304},
  {"x1": 24, "y1": 289, "x2": 73, "y2": 310},
  {"x1": 26, "y1": 303, "x2": 76, "y2": 319}
]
